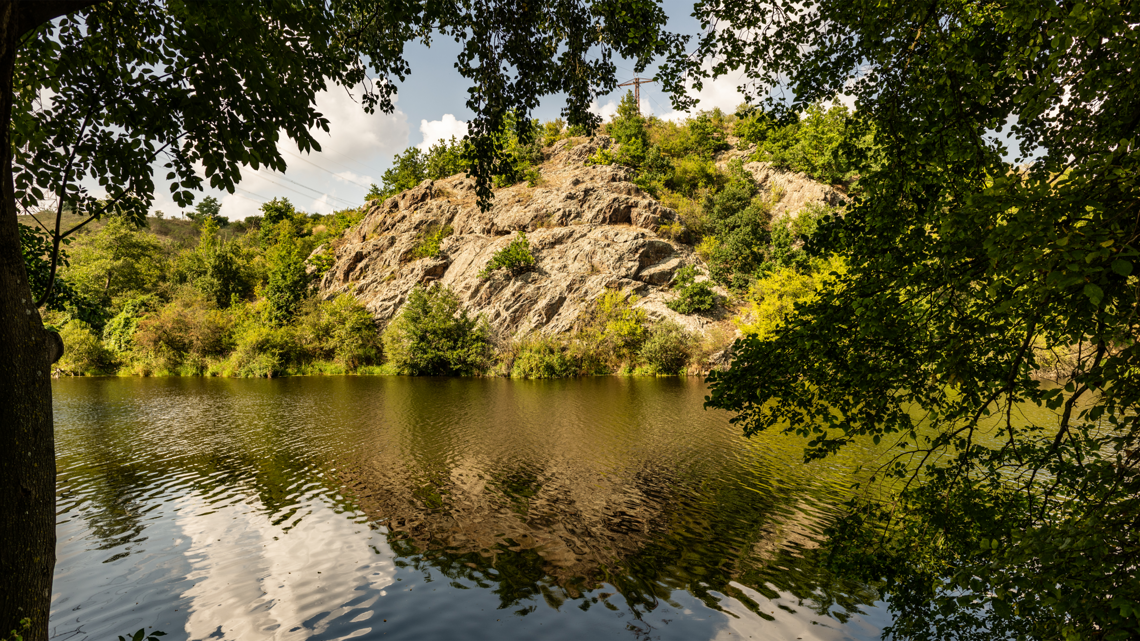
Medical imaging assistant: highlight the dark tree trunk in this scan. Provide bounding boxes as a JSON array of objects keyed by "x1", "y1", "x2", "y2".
[{"x1": 0, "y1": 3, "x2": 57, "y2": 638}]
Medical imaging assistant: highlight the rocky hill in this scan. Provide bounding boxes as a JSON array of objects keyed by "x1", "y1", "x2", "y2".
[{"x1": 318, "y1": 135, "x2": 844, "y2": 349}]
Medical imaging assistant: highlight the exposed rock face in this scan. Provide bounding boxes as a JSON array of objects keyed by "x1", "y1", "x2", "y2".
[
  {"x1": 714, "y1": 149, "x2": 848, "y2": 220},
  {"x1": 319, "y1": 137, "x2": 720, "y2": 339},
  {"x1": 742, "y1": 161, "x2": 848, "y2": 220}
]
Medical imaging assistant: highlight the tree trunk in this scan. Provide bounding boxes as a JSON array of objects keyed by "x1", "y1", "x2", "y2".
[{"x1": 0, "y1": 3, "x2": 57, "y2": 639}]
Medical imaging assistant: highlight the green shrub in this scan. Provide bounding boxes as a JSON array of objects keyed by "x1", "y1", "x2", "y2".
[
  {"x1": 584, "y1": 147, "x2": 614, "y2": 166},
  {"x1": 666, "y1": 156, "x2": 721, "y2": 196},
  {"x1": 134, "y1": 292, "x2": 233, "y2": 371},
  {"x1": 264, "y1": 220, "x2": 312, "y2": 325},
  {"x1": 221, "y1": 324, "x2": 298, "y2": 378},
  {"x1": 542, "y1": 118, "x2": 567, "y2": 146},
  {"x1": 103, "y1": 294, "x2": 160, "y2": 353},
  {"x1": 510, "y1": 336, "x2": 578, "y2": 378},
  {"x1": 608, "y1": 91, "x2": 648, "y2": 147},
  {"x1": 666, "y1": 265, "x2": 718, "y2": 314},
  {"x1": 479, "y1": 231, "x2": 536, "y2": 278},
  {"x1": 524, "y1": 167, "x2": 543, "y2": 187},
  {"x1": 411, "y1": 224, "x2": 453, "y2": 260},
  {"x1": 639, "y1": 319, "x2": 694, "y2": 375},
  {"x1": 57, "y1": 319, "x2": 117, "y2": 375},
  {"x1": 298, "y1": 293, "x2": 381, "y2": 370},
  {"x1": 577, "y1": 289, "x2": 648, "y2": 370},
  {"x1": 382, "y1": 284, "x2": 491, "y2": 375}
]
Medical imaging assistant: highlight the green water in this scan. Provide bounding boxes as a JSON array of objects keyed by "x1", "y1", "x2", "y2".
[{"x1": 51, "y1": 376, "x2": 890, "y2": 640}]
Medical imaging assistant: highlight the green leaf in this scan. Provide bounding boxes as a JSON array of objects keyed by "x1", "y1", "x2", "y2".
[{"x1": 1111, "y1": 259, "x2": 1132, "y2": 275}]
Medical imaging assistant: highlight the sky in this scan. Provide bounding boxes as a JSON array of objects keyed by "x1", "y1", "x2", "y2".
[{"x1": 142, "y1": 0, "x2": 754, "y2": 221}]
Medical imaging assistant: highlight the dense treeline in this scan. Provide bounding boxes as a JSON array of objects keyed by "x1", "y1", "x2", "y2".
[{"x1": 26, "y1": 97, "x2": 860, "y2": 379}]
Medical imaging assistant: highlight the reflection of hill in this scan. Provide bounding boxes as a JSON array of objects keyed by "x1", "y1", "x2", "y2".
[
  {"x1": 336, "y1": 384, "x2": 882, "y2": 621},
  {"x1": 340, "y1": 455, "x2": 678, "y2": 601}
]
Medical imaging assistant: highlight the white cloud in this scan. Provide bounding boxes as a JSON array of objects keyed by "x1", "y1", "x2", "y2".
[
  {"x1": 416, "y1": 114, "x2": 468, "y2": 151},
  {"x1": 142, "y1": 85, "x2": 411, "y2": 221},
  {"x1": 657, "y1": 67, "x2": 748, "y2": 121}
]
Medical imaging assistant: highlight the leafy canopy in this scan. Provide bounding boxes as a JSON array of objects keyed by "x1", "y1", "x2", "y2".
[{"x1": 681, "y1": 0, "x2": 1140, "y2": 637}]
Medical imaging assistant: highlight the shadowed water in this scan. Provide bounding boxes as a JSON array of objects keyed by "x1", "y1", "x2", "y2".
[{"x1": 51, "y1": 376, "x2": 892, "y2": 640}]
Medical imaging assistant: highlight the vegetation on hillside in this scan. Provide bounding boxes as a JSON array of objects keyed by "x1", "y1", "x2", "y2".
[{"x1": 26, "y1": 103, "x2": 853, "y2": 381}]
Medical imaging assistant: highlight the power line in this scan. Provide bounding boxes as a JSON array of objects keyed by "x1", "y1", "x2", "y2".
[
  {"x1": 282, "y1": 145, "x2": 386, "y2": 182},
  {"x1": 250, "y1": 171, "x2": 359, "y2": 208},
  {"x1": 281, "y1": 150, "x2": 372, "y2": 188}
]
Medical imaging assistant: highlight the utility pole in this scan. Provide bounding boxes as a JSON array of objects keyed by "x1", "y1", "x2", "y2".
[{"x1": 616, "y1": 77, "x2": 654, "y2": 115}]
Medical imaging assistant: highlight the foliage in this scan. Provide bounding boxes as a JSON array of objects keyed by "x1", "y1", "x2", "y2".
[
  {"x1": 691, "y1": 0, "x2": 1140, "y2": 637},
  {"x1": 763, "y1": 203, "x2": 832, "y2": 272},
  {"x1": 177, "y1": 218, "x2": 253, "y2": 308},
  {"x1": 541, "y1": 119, "x2": 570, "y2": 147},
  {"x1": 638, "y1": 320, "x2": 693, "y2": 375},
  {"x1": 665, "y1": 156, "x2": 721, "y2": 197},
  {"x1": 375, "y1": 136, "x2": 470, "y2": 202},
  {"x1": 382, "y1": 284, "x2": 490, "y2": 376},
  {"x1": 735, "y1": 255, "x2": 847, "y2": 340},
  {"x1": 608, "y1": 91, "x2": 649, "y2": 146},
  {"x1": 66, "y1": 216, "x2": 167, "y2": 309},
  {"x1": 488, "y1": 114, "x2": 545, "y2": 188},
  {"x1": 188, "y1": 196, "x2": 227, "y2": 226},
  {"x1": 102, "y1": 294, "x2": 160, "y2": 354},
  {"x1": 220, "y1": 324, "x2": 299, "y2": 379},
  {"x1": 584, "y1": 147, "x2": 615, "y2": 166},
  {"x1": 666, "y1": 265, "x2": 718, "y2": 315},
  {"x1": 510, "y1": 336, "x2": 578, "y2": 379},
  {"x1": 701, "y1": 173, "x2": 773, "y2": 291},
  {"x1": 479, "y1": 232, "x2": 536, "y2": 279},
  {"x1": 3, "y1": 619, "x2": 29, "y2": 641},
  {"x1": 746, "y1": 102, "x2": 859, "y2": 185},
  {"x1": 56, "y1": 320, "x2": 116, "y2": 375},
  {"x1": 298, "y1": 294, "x2": 381, "y2": 370},
  {"x1": 264, "y1": 220, "x2": 311, "y2": 325},
  {"x1": 411, "y1": 225, "x2": 454, "y2": 260},
  {"x1": 134, "y1": 292, "x2": 232, "y2": 374},
  {"x1": 258, "y1": 198, "x2": 300, "y2": 244},
  {"x1": 578, "y1": 289, "x2": 648, "y2": 369},
  {"x1": 117, "y1": 629, "x2": 166, "y2": 641},
  {"x1": 19, "y1": 222, "x2": 80, "y2": 312}
]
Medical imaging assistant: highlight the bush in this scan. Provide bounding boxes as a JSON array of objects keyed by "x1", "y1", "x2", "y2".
[
  {"x1": 666, "y1": 156, "x2": 721, "y2": 196},
  {"x1": 382, "y1": 284, "x2": 490, "y2": 375},
  {"x1": 102, "y1": 294, "x2": 160, "y2": 353},
  {"x1": 736, "y1": 255, "x2": 847, "y2": 339},
  {"x1": 479, "y1": 231, "x2": 536, "y2": 279},
  {"x1": 411, "y1": 224, "x2": 453, "y2": 260},
  {"x1": 134, "y1": 292, "x2": 232, "y2": 372},
  {"x1": 576, "y1": 289, "x2": 648, "y2": 370},
  {"x1": 510, "y1": 336, "x2": 578, "y2": 378},
  {"x1": 264, "y1": 220, "x2": 312, "y2": 325},
  {"x1": 298, "y1": 294, "x2": 381, "y2": 370},
  {"x1": 666, "y1": 265, "x2": 718, "y2": 314},
  {"x1": 584, "y1": 147, "x2": 614, "y2": 166},
  {"x1": 221, "y1": 324, "x2": 298, "y2": 378},
  {"x1": 57, "y1": 319, "x2": 117, "y2": 375},
  {"x1": 639, "y1": 320, "x2": 694, "y2": 375}
]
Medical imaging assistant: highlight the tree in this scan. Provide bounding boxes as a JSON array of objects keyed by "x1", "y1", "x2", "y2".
[
  {"x1": 381, "y1": 283, "x2": 490, "y2": 376},
  {"x1": 263, "y1": 220, "x2": 310, "y2": 326},
  {"x1": 187, "y1": 195, "x2": 226, "y2": 226},
  {"x1": 1, "y1": 1, "x2": 682, "y2": 636},
  {"x1": 684, "y1": 0, "x2": 1140, "y2": 637}
]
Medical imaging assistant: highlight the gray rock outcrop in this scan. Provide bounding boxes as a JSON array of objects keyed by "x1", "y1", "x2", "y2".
[{"x1": 318, "y1": 138, "x2": 721, "y2": 340}]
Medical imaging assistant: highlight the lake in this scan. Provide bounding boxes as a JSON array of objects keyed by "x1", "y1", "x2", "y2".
[{"x1": 50, "y1": 376, "x2": 892, "y2": 641}]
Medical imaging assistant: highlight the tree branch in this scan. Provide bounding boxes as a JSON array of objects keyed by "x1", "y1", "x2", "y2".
[{"x1": 16, "y1": 0, "x2": 105, "y2": 37}]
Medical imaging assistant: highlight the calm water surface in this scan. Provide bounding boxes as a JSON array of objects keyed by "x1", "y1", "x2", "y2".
[{"x1": 50, "y1": 376, "x2": 892, "y2": 641}]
